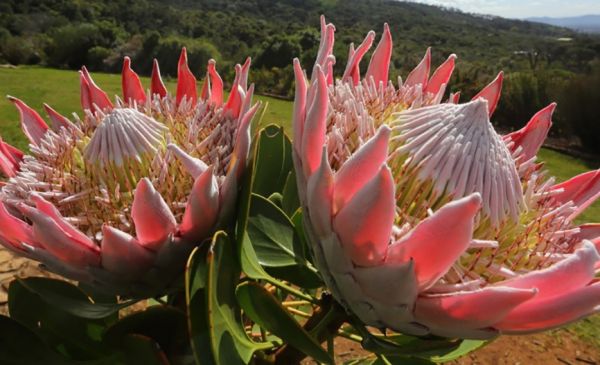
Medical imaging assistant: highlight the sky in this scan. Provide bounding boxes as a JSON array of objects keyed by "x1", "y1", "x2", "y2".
[{"x1": 406, "y1": 0, "x2": 600, "y2": 18}]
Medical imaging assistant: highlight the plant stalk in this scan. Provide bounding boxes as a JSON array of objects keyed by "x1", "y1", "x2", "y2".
[{"x1": 274, "y1": 293, "x2": 347, "y2": 365}]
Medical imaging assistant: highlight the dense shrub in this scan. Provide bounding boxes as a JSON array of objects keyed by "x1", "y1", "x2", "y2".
[{"x1": 559, "y1": 64, "x2": 600, "y2": 154}]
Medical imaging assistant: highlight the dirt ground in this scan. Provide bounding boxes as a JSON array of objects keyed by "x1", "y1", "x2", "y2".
[
  {"x1": 1, "y1": 248, "x2": 599, "y2": 365},
  {"x1": 302, "y1": 333, "x2": 600, "y2": 364}
]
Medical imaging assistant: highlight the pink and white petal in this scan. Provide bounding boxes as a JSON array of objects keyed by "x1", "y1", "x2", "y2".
[
  {"x1": 30, "y1": 193, "x2": 97, "y2": 252},
  {"x1": 79, "y1": 70, "x2": 92, "y2": 110},
  {"x1": 293, "y1": 58, "x2": 308, "y2": 155},
  {"x1": 366, "y1": 23, "x2": 393, "y2": 86},
  {"x1": 200, "y1": 75, "x2": 210, "y2": 101},
  {"x1": 43, "y1": 103, "x2": 73, "y2": 131},
  {"x1": 207, "y1": 60, "x2": 224, "y2": 106},
  {"x1": 176, "y1": 48, "x2": 197, "y2": 106},
  {"x1": 80, "y1": 67, "x2": 113, "y2": 111},
  {"x1": 224, "y1": 64, "x2": 243, "y2": 118},
  {"x1": 301, "y1": 66, "x2": 328, "y2": 178},
  {"x1": 240, "y1": 83, "x2": 255, "y2": 117},
  {"x1": 313, "y1": 18, "x2": 335, "y2": 81},
  {"x1": 353, "y1": 259, "x2": 418, "y2": 307},
  {"x1": 167, "y1": 144, "x2": 208, "y2": 179},
  {"x1": 342, "y1": 31, "x2": 375, "y2": 84},
  {"x1": 333, "y1": 125, "x2": 390, "y2": 212},
  {"x1": 404, "y1": 48, "x2": 431, "y2": 89},
  {"x1": 307, "y1": 148, "x2": 334, "y2": 237},
  {"x1": 100, "y1": 225, "x2": 154, "y2": 276},
  {"x1": 0, "y1": 138, "x2": 23, "y2": 162},
  {"x1": 218, "y1": 159, "x2": 238, "y2": 224},
  {"x1": 386, "y1": 194, "x2": 482, "y2": 290},
  {"x1": 472, "y1": 71, "x2": 503, "y2": 117},
  {"x1": 122, "y1": 56, "x2": 147, "y2": 105},
  {"x1": 415, "y1": 286, "x2": 536, "y2": 333},
  {"x1": 551, "y1": 170, "x2": 600, "y2": 219},
  {"x1": 333, "y1": 165, "x2": 395, "y2": 267},
  {"x1": 131, "y1": 178, "x2": 177, "y2": 250},
  {"x1": 426, "y1": 54, "x2": 457, "y2": 95},
  {"x1": 7, "y1": 96, "x2": 49, "y2": 146},
  {"x1": 0, "y1": 201, "x2": 35, "y2": 247},
  {"x1": 0, "y1": 137, "x2": 22, "y2": 177},
  {"x1": 230, "y1": 103, "x2": 259, "y2": 179},
  {"x1": 504, "y1": 103, "x2": 556, "y2": 161},
  {"x1": 151, "y1": 59, "x2": 168, "y2": 98},
  {"x1": 551, "y1": 170, "x2": 598, "y2": 204},
  {"x1": 496, "y1": 281, "x2": 600, "y2": 334},
  {"x1": 449, "y1": 91, "x2": 461, "y2": 104},
  {"x1": 575, "y1": 224, "x2": 600, "y2": 247},
  {"x1": 180, "y1": 167, "x2": 220, "y2": 242},
  {"x1": 0, "y1": 151, "x2": 17, "y2": 178},
  {"x1": 240, "y1": 57, "x2": 251, "y2": 91},
  {"x1": 497, "y1": 241, "x2": 599, "y2": 301},
  {"x1": 19, "y1": 204, "x2": 100, "y2": 267}
]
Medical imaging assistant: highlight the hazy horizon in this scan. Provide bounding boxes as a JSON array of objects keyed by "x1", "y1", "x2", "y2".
[{"x1": 404, "y1": 0, "x2": 600, "y2": 19}]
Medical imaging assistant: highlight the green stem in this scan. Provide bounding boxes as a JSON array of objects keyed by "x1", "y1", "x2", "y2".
[
  {"x1": 274, "y1": 294, "x2": 347, "y2": 365},
  {"x1": 265, "y1": 277, "x2": 319, "y2": 304},
  {"x1": 337, "y1": 328, "x2": 363, "y2": 343}
]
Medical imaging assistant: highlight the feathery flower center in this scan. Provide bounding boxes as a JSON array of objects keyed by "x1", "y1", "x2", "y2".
[{"x1": 83, "y1": 108, "x2": 168, "y2": 190}]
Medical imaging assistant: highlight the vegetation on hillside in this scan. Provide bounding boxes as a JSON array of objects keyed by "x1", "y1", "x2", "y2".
[{"x1": 1, "y1": 0, "x2": 600, "y2": 152}]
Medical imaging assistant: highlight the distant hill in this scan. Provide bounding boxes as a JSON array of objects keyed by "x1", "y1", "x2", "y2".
[
  {"x1": 527, "y1": 15, "x2": 600, "y2": 33},
  {"x1": 1, "y1": 0, "x2": 599, "y2": 97}
]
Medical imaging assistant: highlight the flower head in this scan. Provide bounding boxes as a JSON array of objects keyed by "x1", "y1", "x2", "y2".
[
  {"x1": 293, "y1": 17, "x2": 600, "y2": 339},
  {"x1": 0, "y1": 49, "x2": 258, "y2": 297}
]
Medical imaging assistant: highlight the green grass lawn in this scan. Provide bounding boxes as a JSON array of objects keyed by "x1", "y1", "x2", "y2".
[{"x1": 1, "y1": 66, "x2": 600, "y2": 347}]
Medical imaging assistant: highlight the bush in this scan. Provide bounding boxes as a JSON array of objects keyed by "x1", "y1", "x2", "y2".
[
  {"x1": 46, "y1": 23, "x2": 104, "y2": 68},
  {"x1": 559, "y1": 63, "x2": 600, "y2": 154},
  {"x1": 153, "y1": 36, "x2": 221, "y2": 77},
  {"x1": 0, "y1": 35, "x2": 42, "y2": 65},
  {"x1": 86, "y1": 46, "x2": 112, "y2": 70}
]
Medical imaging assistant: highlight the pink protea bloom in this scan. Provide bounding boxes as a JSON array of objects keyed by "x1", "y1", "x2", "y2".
[
  {"x1": 293, "y1": 17, "x2": 600, "y2": 339},
  {"x1": 0, "y1": 49, "x2": 258, "y2": 296}
]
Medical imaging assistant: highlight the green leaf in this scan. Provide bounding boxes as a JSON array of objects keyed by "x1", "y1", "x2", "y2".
[
  {"x1": 185, "y1": 245, "x2": 216, "y2": 365},
  {"x1": 247, "y1": 194, "x2": 322, "y2": 288},
  {"x1": 247, "y1": 193, "x2": 305, "y2": 267},
  {"x1": 116, "y1": 334, "x2": 171, "y2": 365},
  {"x1": 16, "y1": 277, "x2": 136, "y2": 319},
  {"x1": 8, "y1": 278, "x2": 112, "y2": 359},
  {"x1": 206, "y1": 232, "x2": 272, "y2": 364},
  {"x1": 252, "y1": 125, "x2": 294, "y2": 197},
  {"x1": 0, "y1": 314, "x2": 68, "y2": 365},
  {"x1": 281, "y1": 170, "x2": 300, "y2": 217},
  {"x1": 239, "y1": 230, "x2": 272, "y2": 280},
  {"x1": 236, "y1": 282, "x2": 333, "y2": 364},
  {"x1": 103, "y1": 306, "x2": 189, "y2": 362},
  {"x1": 358, "y1": 325, "x2": 487, "y2": 363},
  {"x1": 427, "y1": 339, "x2": 487, "y2": 362}
]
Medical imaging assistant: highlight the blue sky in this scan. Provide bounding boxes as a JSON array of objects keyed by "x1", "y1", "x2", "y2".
[{"x1": 406, "y1": 0, "x2": 600, "y2": 18}]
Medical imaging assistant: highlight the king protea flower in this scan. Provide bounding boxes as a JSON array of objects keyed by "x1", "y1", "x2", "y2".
[
  {"x1": 0, "y1": 49, "x2": 258, "y2": 296},
  {"x1": 293, "y1": 17, "x2": 600, "y2": 339}
]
